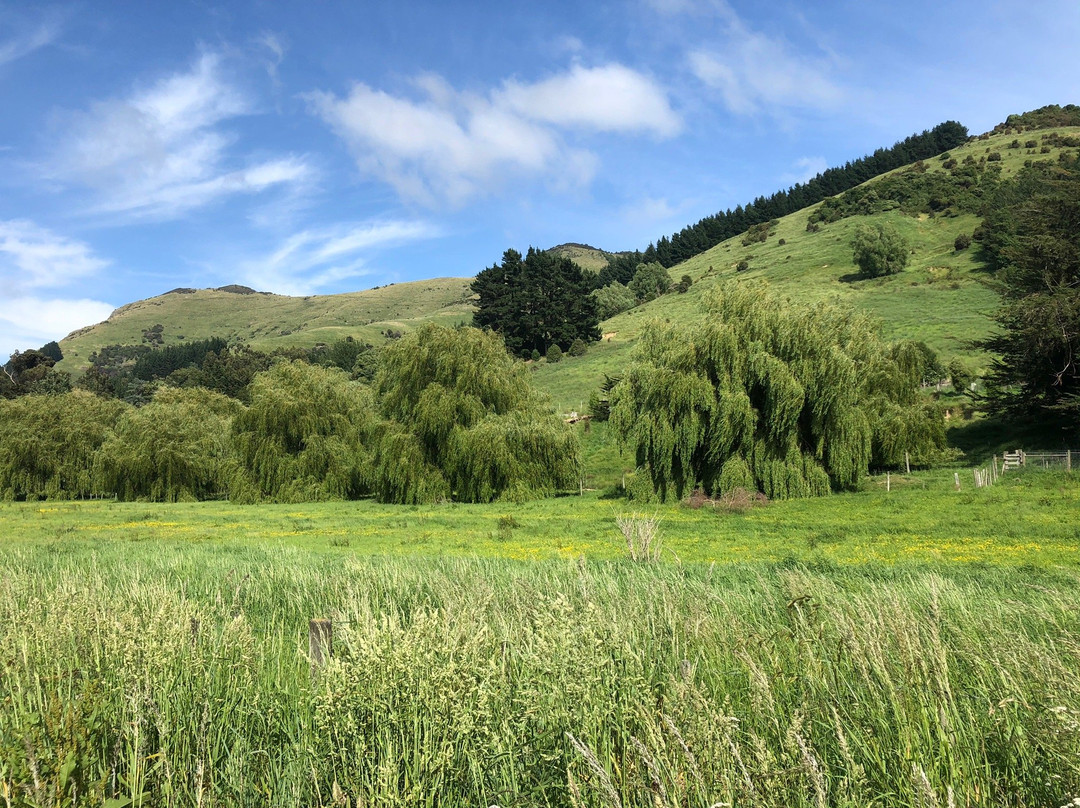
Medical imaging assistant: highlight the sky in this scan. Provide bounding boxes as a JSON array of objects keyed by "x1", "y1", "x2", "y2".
[{"x1": 1, "y1": 0, "x2": 1078, "y2": 359}]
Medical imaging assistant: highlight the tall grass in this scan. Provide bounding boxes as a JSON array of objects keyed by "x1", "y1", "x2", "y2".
[{"x1": 2, "y1": 544, "x2": 1079, "y2": 806}]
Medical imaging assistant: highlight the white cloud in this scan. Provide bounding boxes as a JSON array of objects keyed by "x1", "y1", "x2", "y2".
[
  {"x1": 310, "y1": 63, "x2": 679, "y2": 207},
  {"x1": 0, "y1": 297, "x2": 115, "y2": 358},
  {"x1": 688, "y1": 12, "x2": 844, "y2": 116},
  {"x1": 498, "y1": 64, "x2": 681, "y2": 137},
  {"x1": 46, "y1": 53, "x2": 312, "y2": 220},
  {"x1": 0, "y1": 219, "x2": 108, "y2": 294},
  {"x1": 239, "y1": 219, "x2": 439, "y2": 296}
]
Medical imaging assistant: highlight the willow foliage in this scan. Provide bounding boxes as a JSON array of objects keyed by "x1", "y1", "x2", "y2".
[
  {"x1": 0, "y1": 391, "x2": 128, "y2": 500},
  {"x1": 95, "y1": 387, "x2": 241, "y2": 502},
  {"x1": 374, "y1": 324, "x2": 580, "y2": 503},
  {"x1": 610, "y1": 284, "x2": 949, "y2": 500},
  {"x1": 231, "y1": 361, "x2": 376, "y2": 502}
]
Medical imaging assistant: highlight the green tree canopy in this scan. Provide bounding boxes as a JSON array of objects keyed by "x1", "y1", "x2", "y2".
[
  {"x1": 472, "y1": 247, "x2": 600, "y2": 356},
  {"x1": 374, "y1": 324, "x2": 580, "y2": 503},
  {"x1": 590, "y1": 282, "x2": 637, "y2": 320},
  {"x1": 96, "y1": 387, "x2": 241, "y2": 502},
  {"x1": 851, "y1": 222, "x2": 911, "y2": 277},
  {"x1": 610, "y1": 284, "x2": 950, "y2": 501},
  {"x1": 628, "y1": 262, "x2": 673, "y2": 302},
  {"x1": 0, "y1": 391, "x2": 128, "y2": 500},
  {"x1": 977, "y1": 156, "x2": 1080, "y2": 422},
  {"x1": 231, "y1": 361, "x2": 377, "y2": 502}
]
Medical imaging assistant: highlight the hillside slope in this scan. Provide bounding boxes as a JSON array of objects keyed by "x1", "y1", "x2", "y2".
[
  {"x1": 58, "y1": 278, "x2": 475, "y2": 373},
  {"x1": 531, "y1": 125, "x2": 1080, "y2": 409}
]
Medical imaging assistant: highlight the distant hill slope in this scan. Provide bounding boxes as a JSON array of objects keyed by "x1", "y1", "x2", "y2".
[
  {"x1": 58, "y1": 278, "x2": 475, "y2": 373},
  {"x1": 530, "y1": 125, "x2": 1080, "y2": 410},
  {"x1": 546, "y1": 243, "x2": 625, "y2": 273}
]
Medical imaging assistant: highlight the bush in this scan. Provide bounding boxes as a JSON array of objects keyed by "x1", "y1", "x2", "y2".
[
  {"x1": 987, "y1": 152, "x2": 1002, "y2": 162},
  {"x1": 676, "y1": 275, "x2": 692, "y2": 293},
  {"x1": 954, "y1": 233, "x2": 972, "y2": 251},
  {"x1": 736, "y1": 259, "x2": 750, "y2": 272},
  {"x1": 546, "y1": 344, "x2": 563, "y2": 363},
  {"x1": 851, "y1": 222, "x2": 911, "y2": 277},
  {"x1": 568, "y1": 338, "x2": 588, "y2": 357},
  {"x1": 777, "y1": 238, "x2": 786, "y2": 246},
  {"x1": 530, "y1": 349, "x2": 541, "y2": 362}
]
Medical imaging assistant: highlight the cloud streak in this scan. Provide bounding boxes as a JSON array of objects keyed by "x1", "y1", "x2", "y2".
[
  {"x1": 310, "y1": 64, "x2": 680, "y2": 207},
  {"x1": 45, "y1": 53, "x2": 312, "y2": 220},
  {"x1": 239, "y1": 219, "x2": 439, "y2": 296},
  {"x1": 0, "y1": 15, "x2": 60, "y2": 67}
]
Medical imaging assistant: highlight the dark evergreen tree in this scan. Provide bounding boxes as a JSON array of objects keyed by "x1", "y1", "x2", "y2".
[
  {"x1": 472, "y1": 247, "x2": 600, "y2": 357},
  {"x1": 977, "y1": 155, "x2": 1080, "y2": 423}
]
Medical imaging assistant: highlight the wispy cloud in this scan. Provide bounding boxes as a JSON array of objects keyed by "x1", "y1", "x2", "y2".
[
  {"x1": 0, "y1": 219, "x2": 108, "y2": 294},
  {"x1": 0, "y1": 13, "x2": 61, "y2": 68},
  {"x1": 310, "y1": 63, "x2": 680, "y2": 207},
  {"x1": 238, "y1": 219, "x2": 439, "y2": 296},
  {"x1": 666, "y1": 2, "x2": 844, "y2": 117},
  {"x1": 780, "y1": 156, "x2": 828, "y2": 186},
  {"x1": 44, "y1": 52, "x2": 312, "y2": 220}
]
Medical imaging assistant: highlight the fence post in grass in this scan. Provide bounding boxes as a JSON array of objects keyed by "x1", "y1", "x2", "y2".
[
  {"x1": 954, "y1": 472, "x2": 960, "y2": 491},
  {"x1": 1068, "y1": 450, "x2": 1072, "y2": 473},
  {"x1": 886, "y1": 471, "x2": 890, "y2": 492},
  {"x1": 905, "y1": 451, "x2": 910, "y2": 475},
  {"x1": 309, "y1": 618, "x2": 332, "y2": 674}
]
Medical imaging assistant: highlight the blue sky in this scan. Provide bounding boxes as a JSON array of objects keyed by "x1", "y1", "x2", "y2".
[{"x1": 1, "y1": 0, "x2": 1078, "y2": 358}]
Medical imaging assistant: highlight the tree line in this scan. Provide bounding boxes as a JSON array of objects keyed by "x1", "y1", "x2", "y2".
[
  {"x1": 636, "y1": 121, "x2": 969, "y2": 268},
  {"x1": 0, "y1": 326, "x2": 579, "y2": 504}
]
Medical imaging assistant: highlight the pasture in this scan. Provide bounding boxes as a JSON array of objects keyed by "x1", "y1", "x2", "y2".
[{"x1": 2, "y1": 469, "x2": 1080, "y2": 806}]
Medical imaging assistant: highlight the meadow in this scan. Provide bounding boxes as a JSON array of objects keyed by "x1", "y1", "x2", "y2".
[{"x1": 3, "y1": 469, "x2": 1080, "y2": 807}]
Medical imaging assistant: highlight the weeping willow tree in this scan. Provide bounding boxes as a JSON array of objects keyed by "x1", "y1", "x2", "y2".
[
  {"x1": 231, "y1": 361, "x2": 377, "y2": 502},
  {"x1": 610, "y1": 284, "x2": 950, "y2": 501},
  {"x1": 95, "y1": 387, "x2": 241, "y2": 502},
  {"x1": 0, "y1": 391, "x2": 128, "y2": 500},
  {"x1": 374, "y1": 324, "x2": 580, "y2": 503}
]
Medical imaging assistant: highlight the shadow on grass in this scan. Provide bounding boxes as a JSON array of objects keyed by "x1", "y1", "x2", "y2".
[{"x1": 948, "y1": 413, "x2": 1077, "y2": 465}]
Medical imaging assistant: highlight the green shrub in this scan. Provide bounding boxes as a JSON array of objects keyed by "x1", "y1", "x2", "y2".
[{"x1": 546, "y1": 344, "x2": 563, "y2": 363}]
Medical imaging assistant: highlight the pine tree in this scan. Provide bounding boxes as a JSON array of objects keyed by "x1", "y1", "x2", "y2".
[{"x1": 472, "y1": 248, "x2": 600, "y2": 356}]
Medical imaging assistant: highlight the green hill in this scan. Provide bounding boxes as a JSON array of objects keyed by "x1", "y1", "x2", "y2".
[
  {"x1": 58, "y1": 278, "x2": 475, "y2": 373},
  {"x1": 531, "y1": 125, "x2": 1080, "y2": 410}
]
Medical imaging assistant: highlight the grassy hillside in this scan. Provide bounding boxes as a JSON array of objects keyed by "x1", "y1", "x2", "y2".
[
  {"x1": 57, "y1": 278, "x2": 475, "y2": 373},
  {"x1": 546, "y1": 242, "x2": 622, "y2": 273},
  {"x1": 531, "y1": 126, "x2": 1080, "y2": 409}
]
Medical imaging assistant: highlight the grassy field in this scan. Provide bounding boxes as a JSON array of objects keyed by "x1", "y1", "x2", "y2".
[
  {"x1": 2, "y1": 470, "x2": 1080, "y2": 806},
  {"x1": 3, "y1": 468, "x2": 1078, "y2": 566}
]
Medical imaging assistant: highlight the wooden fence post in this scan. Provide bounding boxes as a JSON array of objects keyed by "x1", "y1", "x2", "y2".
[
  {"x1": 954, "y1": 472, "x2": 960, "y2": 491},
  {"x1": 1068, "y1": 450, "x2": 1072, "y2": 473},
  {"x1": 309, "y1": 618, "x2": 332, "y2": 673},
  {"x1": 886, "y1": 471, "x2": 890, "y2": 492},
  {"x1": 905, "y1": 451, "x2": 910, "y2": 475}
]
